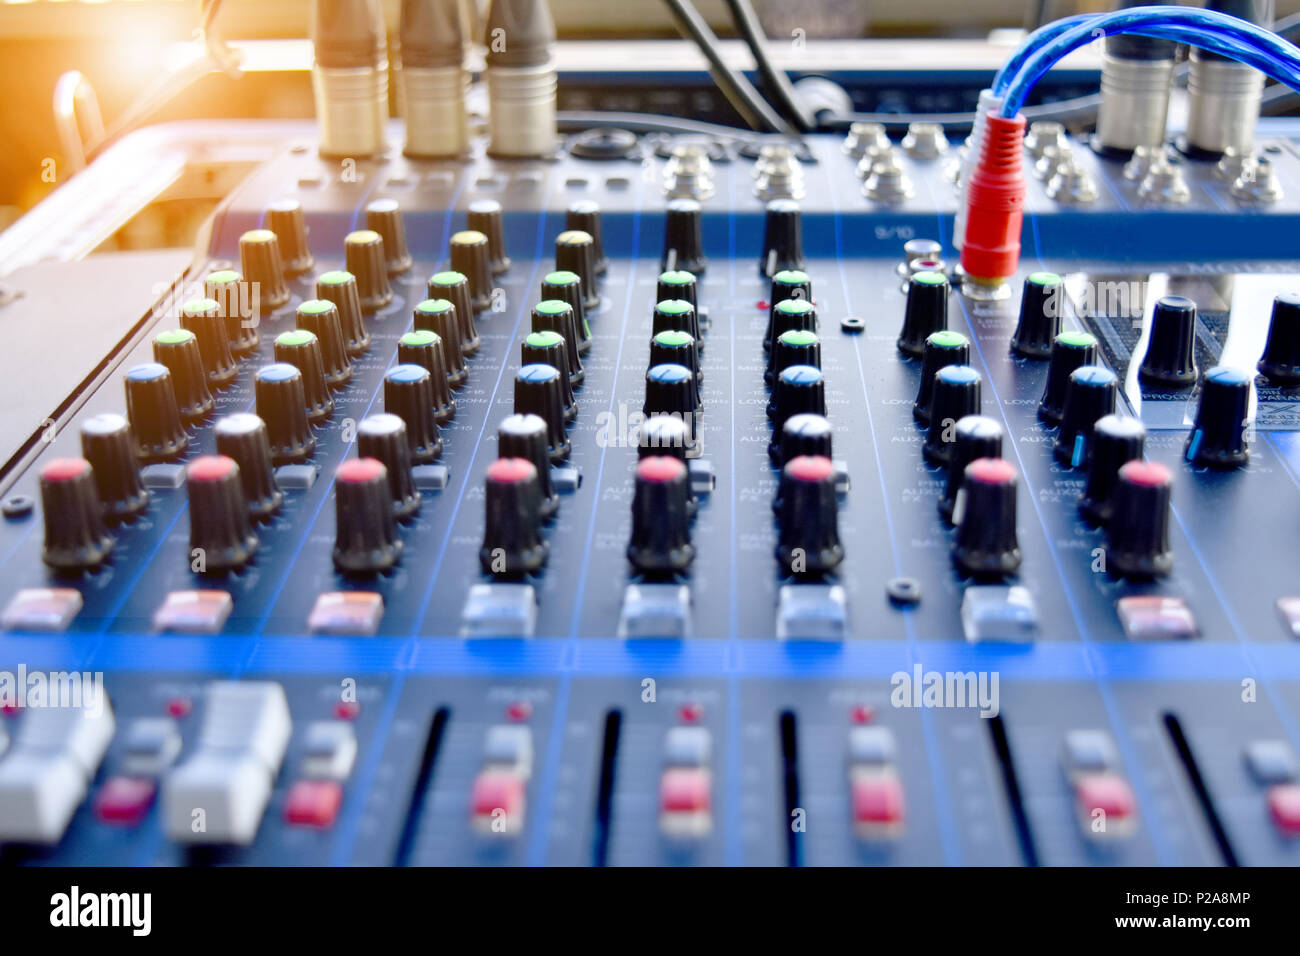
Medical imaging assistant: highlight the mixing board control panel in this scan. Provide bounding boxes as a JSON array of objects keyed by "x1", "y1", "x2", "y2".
[{"x1": 3, "y1": 114, "x2": 1300, "y2": 866}]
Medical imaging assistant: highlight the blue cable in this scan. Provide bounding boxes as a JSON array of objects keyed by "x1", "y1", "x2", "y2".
[
  {"x1": 993, "y1": 14, "x2": 1095, "y2": 96},
  {"x1": 1001, "y1": 7, "x2": 1300, "y2": 117}
]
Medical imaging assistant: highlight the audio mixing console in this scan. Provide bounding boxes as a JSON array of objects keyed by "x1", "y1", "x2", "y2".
[{"x1": 3, "y1": 0, "x2": 1300, "y2": 872}]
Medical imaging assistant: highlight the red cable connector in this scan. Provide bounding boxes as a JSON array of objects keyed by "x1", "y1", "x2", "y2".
[{"x1": 958, "y1": 113, "x2": 1027, "y2": 285}]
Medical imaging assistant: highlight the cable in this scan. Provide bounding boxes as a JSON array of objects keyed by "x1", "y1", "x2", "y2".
[
  {"x1": 720, "y1": 0, "x2": 815, "y2": 132},
  {"x1": 661, "y1": 0, "x2": 795, "y2": 135},
  {"x1": 557, "y1": 110, "x2": 777, "y2": 142}
]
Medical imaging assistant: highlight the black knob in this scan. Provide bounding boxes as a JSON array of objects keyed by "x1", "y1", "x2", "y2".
[
  {"x1": 1259, "y1": 293, "x2": 1300, "y2": 386},
  {"x1": 628, "y1": 456, "x2": 694, "y2": 574},
  {"x1": 515, "y1": 363, "x2": 571, "y2": 462},
  {"x1": 531, "y1": 300, "x2": 584, "y2": 385},
  {"x1": 1038, "y1": 331, "x2": 1099, "y2": 425},
  {"x1": 656, "y1": 269, "x2": 698, "y2": 313},
  {"x1": 365, "y1": 198, "x2": 413, "y2": 275},
  {"x1": 523, "y1": 331, "x2": 577, "y2": 423},
  {"x1": 124, "y1": 362, "x2": 189, "y2": 462},
  {"x1": 427, "y1": 271, "x2": 481, "y2": 355},
  {"x1": 203, "y1": 269, "x2": 260, "y2": 355},
  {"x1": 344, "y1": 229, "x2": 394, "y2": 313},
  {"x1": 772, "y1": 413, "x2": 833, "y2": 513},
  {"x1": 645, "y1": 363, "x2": 700, "y2": 452},
  {"x1": 775, "y1": 455, "x2": 843, "y2": 575},
  {"x1": 765, "y1": 270, "x2": 811, "y2": 351},
  {"x1": 913, "y1": 330, "x2": 970, "y2": 425},
  {"x1": 255, "y1": 363, "x2": 316, "y2": 464},
  {"x1": 498, "y1": 413, "x2": 559, "y2": 520},
  {"x1": 652, "y1": 299, "x2": 702, "y2": 344},
  {"x1": 469, "y1": 198, "x2": 511, "y2": 275},
  {"x1": 636, "y1": 415, "x2": 696, "y2": 515},
  {"x1": 413, "y1": 298, "x2": 468, "y2": 388},
  {"x1": 152, "y1": 328, "x2": 214, "y2": 423},
  {"x1": 1139, "y1": 295, "x2": 1198, "y2": 387},
  {"x1": 939, "y1": 415, "x2": 1003, "y2": 524},
  {"x1": 923, "y1": 365, "x2": 982, "y2": 466},
  {"x1": 898, "y1": 271, "x2": 949, "y2": 358},
  {"x1": 480, "y1": 457, "x2": 548, "y2": 576},
  {"x1": 769, "y1": 364, "x2": 826, "y2": 448},
  {"x1": 187, "y1": 455, "x2": 258, "y2": 573},
  {"x1": 766, "y1": 300, "x2": 815, "y2": 376},
  {"x1": 267, "y1": 199, "x2": 314, "y2": 275},
  {"x1": 1011, "y1": 271, "x2": 1063, "y2": 359},
  {"x1": 398, "y1": 329, "x2": 457, "y2": 423},
  {"x1": 1185, "y1": 365, "x2": 1252, "y2": 468},
  {"x1": 952, "y1": 458, "x2": 1022, "y2": 577},
  {"x1": 759, "y1": 198, "x2": 804, "y2": 277},
  {"x1": 1106, "y1": 461, "x2": 1174, "y2": 577},
  {"x1": 316, "y1": 271, "x2": 371, "y2": 356},
  {"x1": 274, "y1": 329, "x2": 334, "y2": 424},
  {"x1": 1054, "y1": 365, "x2": 1118, "y2": 467},
  {"x1": 333, "y1": 457, "x2": 403, "y2": 575},
  {"x1": 566, "y1": 200, "x2": 607, "y2": 275},
  {"x1": 1079, "y1": 413, "x2": 1145, "y2": 526},
  {"x1": 358, "y1": 413, "x2": 421, "y2": 520},
  {"x1": 555, "y1": 229, "x2": 600, "y2": 311},
  {"x1": 768, "y1": 328, "x2": 819, "y2": 386},
  {"x1": 541, "y1": 270, "x2": 592, "y2": 354},
  {"x1": 652, "y1": 329, "x2": 702, "y2": 391},
  {"x1": 180, "y1": 298, "x2": 238, "y2": 390},
  {"x1": 80, "y1": 413, "x2": 149, "y2": 523},
  {"x1": 238, "y1": 228, "x2": 290, "y2": 311},
  {"x1": 450, "y1": 229, "x2": 494, "y2": 313},
  {"x1": 214, "y1": 413, "x2": 282, "y2": 520},
  {"x1": 40, "y1": 458, "x2": 113, "y2": 569},
  {"x1": 661, "y1": 198, "x2": 706, "y2": 275},
  {"x1": 384, "y1": 364, "x2": 443, "y2": 464},
  {"x1": 296, "y1": 299, "x2": 355, "y2": 388}
]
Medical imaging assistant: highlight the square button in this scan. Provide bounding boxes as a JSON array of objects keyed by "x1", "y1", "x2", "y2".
[
  {"x1": 483, "y1": 725, "x2": 533, "y2": 779},
  {"x1": 1268, "y1": 784, "x2": 1300, "y2": 834},
  {"x1": 1246, "y1": 740, "x2": 1298, "y2": 785},
  {"x1": 961, "y1": 585, "x2": 1038, "y2": 643},
  {"x1": 1074, "y1": 772, "x2": 1137, "y2": 839},
  {"x1": 94, "y1": 776, "x2": 157, "y2": 826},
  {"x1": 460, "y1": 584, "x2": 537, "y2": 639},
  {"x1": 1116, "y1": 596, "x2": 1197, "y2": 641},
  {"x1": 660, "y1": 767, "x2": 711, "y2": 814},
  {"x1": 1276, "y1": 597, "x2": 1300, "y2": 638},
  {"x1": 2, "y1": 588, "x2": 83, "y2": 632},
  {"x1": 302, "y1": 721, "x2": 358, "y2": 780},
  {"x1": 776, "y1": 584, "x2": 848, "y2": 641},
  {"x1": 307, "y1": 592, "x2": 384, "y2": 636},
  {"x1": 122, "y1": 717, "x2": 182, "y2": 777},
  {"x1": 284, "y1": 780, "x2": 343, "y2": 828},
  {"x1": 152, "y1": 590, "x2": 233, "y2": 634},
  {"x1": 850, "y1": 769, "x2": 905, "y2": 837},
  {"x1": 471, "y1": 769, "x2": 526, "y2": 834},
  {"x1": 1063, "y1": 729, "x2": 1118, "y2": 774},
  {"x1": 664, "y1": 726, "x2": 711, "y2": 767},
  {"x1": 848, "y1": 726, "x2": 897, "y2": 766}
]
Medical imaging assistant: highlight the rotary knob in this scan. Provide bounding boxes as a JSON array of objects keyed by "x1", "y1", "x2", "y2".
[
  {"x1": 333, "y1": 458, "x2": 403, "y2": 575},
  {"x1": 384, "y1": 364, "x2": 443, "y2": 464},
  {"x1": 1258, "y1": 293, "x2": 1300, "y2": 386},
  {"x1": 498, "y1": 413, "x2": 559, "y2": 520},
  {"x1": 1106, "y1": 461, "x2": 1174, "y2": 577},
  {"x1": 565, "y1": 200, "x2": 607, "y2": 275},
  {"x1": 40, "y1": 458, "x2": 114, "y2": 570},
  {"x1": 412, "y1": 298, "x2": 468, "y2": 388},
  {"x1": 637, "y1": 413, "x2": 693, "y2": 463},
  {"x1": 1054, "y1": 365, "x2": 1118, "y2": 467},
  {"x1": 515, "y1": 363, "x2": 571, "y2": 462},
  {"x1": 480, "y1": 457, "x2": 548, "y2": 576},
  {"x1": 152, "y1": 328, "x2": 214, "y2": 423},
  {"x1": 657, "y1": 269, "x2": 698, "y2": 313},
  {"x1": 80, "y1": 413, "x2": 149, "y2": 523},
  {"x1": 1038, "y1": 331, "x2": 1099, "y2": 425},
  {"x1": 316, "y1": 271, "x2": 371, "y2": 356},
  {"x1": 541, "y1": 270, "x2": 592, "y2": 354},
  {"x1": 628, "y1": 456, "x2": 694, "y2": 574},
  {"x1": 450, "y1": 230, "x2": 494, "y2": 313},
  {"x1": 923, "y1": 365, "x2": 982, "y2": 466},
  {"x1": 522, "y1": 331, "x2": 577, "y2": 423},
  {"x1": 427, "y1": 271, "x2": 481, "y2": 355},
  {"x1": 768, "y1": 328, "x2": 819, "y2": 386},
  {"x1": 555, "y1": 229, "x2": 600, "y2": 311},
  {"x1": 1139, "y1": 295, "x2": 1198, "y2": 387},
  {"x1": 772, "y1": 413, "x2": 833, "y2": 513},
  {"x1": 469, "y1": 199, "x2": 511, "y2": 275},
  {"x1": 661, "y1": 198, "x2": 706, "y2": 275},
  {"x1": 238, "y1": 229, "x2": 290, "y2": 311},
  {"x1": 652, "y1": 330, "x2": 702, "y2": 391},
  {"x1": 939, "y1": 415, "x2": 1003, "y2": 524},
  {"x1": 255, "y1": 363, "x2": 316, "y2": 464},
  {"x1": 769, "y1": 365, "x2": 826, "y2": 462},
  {"x1": 124, "y1": 362, "x2": 189, "y2": 462},
  {"x1": 775, "y1": 455, "x2": 843, "y2": 575},
  {"x1": 267, "y1": 199, "x2": 314, "y2": 275},
  {"x1": 952, "y1": 458, "x2": 1022, "y2": 577},
  {"x1": 398, "y1": 329, "x2": 457, "y2": 422},
  {"x1": 765, "y1": 270, "x2": 811, "y2": 351},
  {"x1": 767, "y1": 300, "x2": 815, "y2": 370},
  {"x1": 531, "y1": 300, "x2": 584, "y2": 385},
  {"x1": 914, "y1": 330, "x2": 970, "y2": 426},
  {"x1": 1011, "y1": 271, "x2": 1063, "y2": 359},
  {"x1": 645, "y1": 363, "x2": 701, "y2": 453},
  {"x1": 214, "y1": 413, "x2": 283, "y2": 520},
  {"x1": 203, "y1": 269, "x2": 260, "y2": 356},
  {"x1": 653, "y1": 299, "x2": 702, "y2": 343},
  {"x1": 358, "y1": 413, "x2": 421, "y2": 521},
  {"x1": 180, "y1": 298, "x2": 238, "y2": 390},
  {"x1": 274, "y1": 330, "x2": 334, "y2": 424},
  {"x1": 296, "y1": 299, "x2": 354, "y2": 388},
  {"x1": 1079, "y1": 414, "x2": 1145, "y2": 526},
  {"x1": 758, "y1": 198, "x2": 804, "y2": 277},
  {"x1": 1185, "y1": 365, "x2": 1252, "y2": 468},
  {"x1": 365, "y1": 198, "x2": 413, "y2": 275},
  {"x1": 186, "y1": 455, "x2": 258, "y2": 573},
  {"x1": 898, "y1": 271, "x2": 949, "y2": 358},
  {"x1": 344, "y1": 229, "x2": 394, "y2": 313}
]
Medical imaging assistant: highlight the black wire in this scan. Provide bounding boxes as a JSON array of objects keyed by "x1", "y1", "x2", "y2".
[
  {"x1": 661, "y1": 0, "x2": 795, "y2": 135},
  {"x1": 720, "y1": 0, "x2": 815, "y2": 132}
]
